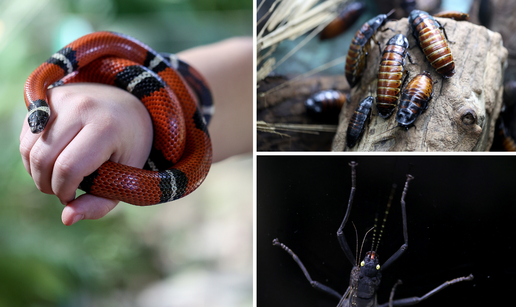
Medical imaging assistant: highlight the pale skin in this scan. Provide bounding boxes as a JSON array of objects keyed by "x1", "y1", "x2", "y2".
[{"x1": 19, "y1": 37, "x2": 253, "y2": 226}]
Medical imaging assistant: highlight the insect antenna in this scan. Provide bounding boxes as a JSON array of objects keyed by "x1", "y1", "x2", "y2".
[
  {"x1": 386, "y1": 8, "x2": 396, "y2": 19},
  {"x1": 370, "y1": 211, "x2": 379, "y2": 253},
  {"x1": 352, "y1": 222, "x2": 375, "y2": 262},
  {"x1": 438, "y1": 75, "x2": 445, "y2": 97},
  {"x1": 361, "y1": 226, "x2": 376, "y2": 258},
  {"x1": 382, "y1": 9, "x2": 397, "y2": 32},
  {"x1": 374, "y1": 184, "x2": 397, "y2": 252},
  {"x1": 378, "y1": 123, "x2": 400, "y2": 136}
]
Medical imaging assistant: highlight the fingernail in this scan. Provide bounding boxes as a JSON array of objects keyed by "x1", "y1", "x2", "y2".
[
  {"x1": 61, "y1": 194, "x2": 76, "y2": 206},
  {"x1": 72, "y1": 214, "x2": 84, "y2": 225}
]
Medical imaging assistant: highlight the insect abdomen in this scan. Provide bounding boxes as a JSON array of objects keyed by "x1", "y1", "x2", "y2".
[
  {"x1": 376, "y1": 34, "x2": 410, "y2": 119},
  {"x1": 305, "y1": 90, "x2": 347, "y2": 114},
  {"x1": 345, "y1": 12, "x2": 391, "y2": 88},
  {"x1": 410, "y1": 10, "x2": 455, "y2": 78},
  {"x1": 396, "y1": 72, "x2": 433, "y2": 128},
  {"x1": 347, "y1": 96, "x2": 373, "y2": 148},
  {"x1": 433, "y1": 11, "x2": 469, "y2": 21},
  {"x1": 320, "y1": 2, "x2": 366, "y2": 40},
  {"x1": 345, "y1": 23, "x2": 373, "y2": 87}
]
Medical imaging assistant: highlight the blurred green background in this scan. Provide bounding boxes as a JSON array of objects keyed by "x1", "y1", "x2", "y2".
[{"x1": 0, "y1": 0, "x2": 252, "y2": 306}]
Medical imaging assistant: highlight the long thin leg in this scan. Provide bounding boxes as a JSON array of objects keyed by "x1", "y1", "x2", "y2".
[
  {"x1": 382, "y1": 174, "x2": 414, "y2": 270},
  {"x1": 406, "y1": 52, "x2": 416, "y2": 65},
  {"x1": 406, "y1": 28, "x2": 414, "y2": 45},
  {"x1": 372, "y1": 36, "x2": 382, "y2": 55},
  {"x1": 337, "y1": 286, "x2": 352, "y2": 307},
  {"x1": 378, "y1": 274, "x2": 474, "y2": 307},
  {"x1": 401, "y1": 70, "x2": 410, "y2": 92},
  {"x1": 272, "y1": 238, "x2": 342, "y2": 300},
  {"x1": 337, "y1": 161, "x2": 358, "y2": 265},
  {"x1": 389, "y1": 280, "x2": 403, "y2": 307},
  {"x1": 436, "y1": 20, "x2": 455, "y2": 43}
]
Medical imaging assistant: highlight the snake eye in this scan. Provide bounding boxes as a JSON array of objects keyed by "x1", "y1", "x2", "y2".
[
  {"x1": 376, "y1": 264, "x2": 380, "y2": 270},
  {"x1": 360, "y1": 261, "x2": 365, "y2": 267}
]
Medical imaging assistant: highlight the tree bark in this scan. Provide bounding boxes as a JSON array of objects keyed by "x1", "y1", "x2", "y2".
[{"x1": 332, "y1": 17, "x2": 508, "y2": 152}]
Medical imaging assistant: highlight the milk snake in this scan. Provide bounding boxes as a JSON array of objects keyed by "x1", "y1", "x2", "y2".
[{"x1": 24, "y1": 31, "x2": 213, "y2": 206}]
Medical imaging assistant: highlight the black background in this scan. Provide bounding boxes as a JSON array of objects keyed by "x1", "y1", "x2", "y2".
[{"x1": 257, "y1": 156, "x2": 516, "y2": 307}]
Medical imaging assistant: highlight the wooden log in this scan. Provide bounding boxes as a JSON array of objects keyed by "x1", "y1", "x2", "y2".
[
  {"x1": 332, "y1": 17, "x2": 508, "y2": 151},
  {"x1": 257, "y1": 75, "x2": 349, "y2": 151}
]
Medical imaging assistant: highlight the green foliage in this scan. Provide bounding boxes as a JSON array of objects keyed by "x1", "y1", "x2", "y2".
[
  {"x1": 102, "y1": 0, "x2": 253, "y2": 15},
  {"x1": 0, "y1": 255, "x2": 78, "y2": 306},
  {"x1": 191, "y1": 0, "x2": 253, "y2": 10}
]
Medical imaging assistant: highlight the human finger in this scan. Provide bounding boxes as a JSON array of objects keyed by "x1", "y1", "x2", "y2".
[
  {"x1": 51, "y1": 122, "x2": 120, "y2": 205},
  {"x1": 61, "y1": 194, "x2": 119, "y2": 226},
  {"x1": 25, "y1": 113, "x2": 83, "y2": 195},
  {"x1": 19, "y1": 116, "x2": 39, "y2": 176}
]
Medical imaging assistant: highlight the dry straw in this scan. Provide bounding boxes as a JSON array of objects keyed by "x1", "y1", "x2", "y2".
[
  {"x1": 257, "y1": 0, "x2": 350, "y2": 81},
  {"x1": 257, "y1": 0, "x2": 350, "y2": 137}
]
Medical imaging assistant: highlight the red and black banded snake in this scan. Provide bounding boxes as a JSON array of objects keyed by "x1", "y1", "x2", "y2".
[{"x1": 24, "y1": 31, "x2": 213, "y2": 206}]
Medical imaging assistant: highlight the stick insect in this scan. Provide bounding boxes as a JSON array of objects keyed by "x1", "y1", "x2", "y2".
[{"x1": 273, "y1": 161, "x2": 473, "y2": 307}]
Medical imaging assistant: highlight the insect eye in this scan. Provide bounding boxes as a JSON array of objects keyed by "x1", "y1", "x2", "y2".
[
  {"x1": 360, "y1": 261, "x2": 365, "y2": 267},
  {"x1": 376, "y1": 264, "x2": 380, "y2": 270}
]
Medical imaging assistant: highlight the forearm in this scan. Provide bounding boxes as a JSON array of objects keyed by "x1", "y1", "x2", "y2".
[{"x1": 178, "y1": 37, "x2": 253, "y2": 163}]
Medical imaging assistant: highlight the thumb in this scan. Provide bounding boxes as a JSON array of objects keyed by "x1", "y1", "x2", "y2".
[{"x1": 61, "y1": 194, "x2": 119, "y2": 226}]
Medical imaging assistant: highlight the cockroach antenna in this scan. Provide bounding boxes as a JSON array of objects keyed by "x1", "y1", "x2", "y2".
[{"x1": 386, "y1": 8, "x2": 396, "y2": 18}]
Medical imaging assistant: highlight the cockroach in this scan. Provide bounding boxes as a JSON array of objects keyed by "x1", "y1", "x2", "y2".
[
  {"x1": 347, "y1": 96, "x2": 373, "y2": 148},
  {"x1": 305, "y1": 90, "x2": 348, "y2": 115},
  {"x1": 320, "y1": 2, "x2": 367, "y2": 40},
  {"x1": 409, "y1": 10, "x2": 455, "y2": 78},
  {"x1": 376, "y1": 34, "x2": 413, "y2": 119},
  {"x1": 345, "y1": 10, "x2": 394, "y2": 88},
  {"x1": 500, "y1": 130, "x2": 516, "y2": 151},
  {"x1": 496, "y1": 118, "x2": 516, "y2": 151},
  {"x1": 433, "y1": 11, "x2": 470, "y2": 21},
  {"x1": 396, "y1": 71, "x2": 433, "y2": 129},
  {"x1": 273, "y1": 162, "x2": 473, "y2": 307}
]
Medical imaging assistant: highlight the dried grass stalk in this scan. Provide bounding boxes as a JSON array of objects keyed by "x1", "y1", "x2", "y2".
[
  {"x1": 257, "y1": 121, "x2": 338, "y2": 135},
  {"x1": 258, "y1": 0, "x2": 347, "y2": 51},
  {"x1": 257, "y1": 0, "x2": 349, "y2": 81}
]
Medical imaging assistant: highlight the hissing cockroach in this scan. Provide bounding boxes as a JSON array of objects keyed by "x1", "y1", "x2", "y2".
[
  {"x1": 305, "y1": 90, "x2": 347, "y2": 115},
  {"x1": 376, "y1": 34, "x2": 413, "y2": 119},
  {"x1": 345, "y1": 10, "x2": 394, "y2": 87},
  {"x1": 347, "y1": 96, "x2": 373, "y2": 148},
  {"x1": 320, "y1": 2, "x2": 366, "y2": 40},
  {"x1": 433, "y1": 11, "x2": 470, "y2": 21},
  {"x1": 497, "y1": 118, "x2": 516, "y2": 151},
  {"x1": 396, "y1": 71, "x2": 434, "y2": 129},
  {"x1": 409, "y1": 10, "x2": 455, "y2": 78}
]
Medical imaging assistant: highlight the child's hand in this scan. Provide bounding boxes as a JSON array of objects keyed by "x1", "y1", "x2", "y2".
[
  {"x1": 19, "y1": 37, "x2": 252, "y2": 226},
  {"x1": 19, "y1": 83, "x2": 153, "y2": 225}
]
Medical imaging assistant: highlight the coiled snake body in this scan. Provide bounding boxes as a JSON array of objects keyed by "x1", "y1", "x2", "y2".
[{"x1": 24, "y1": 31, "x2": 213, "y2": 206}]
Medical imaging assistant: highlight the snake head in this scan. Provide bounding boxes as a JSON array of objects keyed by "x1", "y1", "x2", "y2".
[{"x1": 28, "y1": 110, "x2": 50, "y2": 134}]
